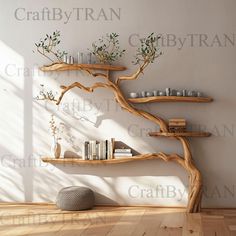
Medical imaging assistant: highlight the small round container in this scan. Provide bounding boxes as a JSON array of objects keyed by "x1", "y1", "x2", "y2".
[
  {"x1": 187, "y1": 91, "x2": 194, "y2": 97},
  {"x1": 69, "y1": 56, "x2": 74, "y2": 64},
  {"x1": 129, "y1": 92, "x2": 139, "y2": 98},
  {"x1": 153, "y1": 90, "x2": 159, "y2": 96},
  {"x1": 63, "y1": 55, "x2": 67, "y2": 63},
  {"x1": 192, "y1": 91, "x2": 197, "y2": 97},
  {"x1": 171, "y1": 89, "x2": 177, "y2": 96},
  {"x1": 146, "y1": 92, "x2": 154, "y2": 97},
  {"x1": 159, "y1": 91, "x2": 166, "y2": 96},
  {"x1": 176, "y1": 91, "x2": 183, "y2": 96},
  {"x1": 141, "y1": 91, "x2": 147, "y2": 97},
  {"x1": 165, "y1": 88, "x2": 171, "y2": 96},
  {"x1": 183, "y1": 89, "x2": 187, "y2": 97},
  {"x1": 197, "y1": 91, "x2": 203, "y2": 97}
]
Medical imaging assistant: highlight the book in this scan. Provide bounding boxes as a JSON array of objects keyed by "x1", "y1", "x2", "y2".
[
  {"x1": 89, "y1": 141, "x2": 97, "y2": 160},
  {"x1": 114, "y1": 153, "x2": 133, "y2": 157},
  {"x1": 169, "y1": 119, "x2": 186, "y2": 127},
  {"x1": 114, "y1": 149, "x2": 131, "y2": 153},
  {"x1": 169, "y1": 127, "x2": 186, "y2": 133},
  {"x1": 83, "y1": 141, "x2": 89, "y2": 160},
  {"x1": 96, "y1": 142, "x2": 100, "y2": 160},
  {"x1": 105, "y1": 140, "x2": 108, "y2": 159},
  {"x1": 111, "y1": 138, "x2": 115, "y2": 159}
]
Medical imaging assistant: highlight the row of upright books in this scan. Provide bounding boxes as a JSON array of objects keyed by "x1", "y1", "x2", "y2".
[{"x1": 83, "y1": 138, "x2": 133, "y2": 160}]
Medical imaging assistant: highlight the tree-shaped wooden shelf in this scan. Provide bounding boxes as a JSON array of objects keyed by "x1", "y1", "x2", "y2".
[
  {"x1": 40, "y1": 62, "x2": 126, "y2": 72},
  {"x1": 41, "y1": 153, "x2": 180, "y2": 165},
  {"x1": 37, "y1": 33, "x2": 213, "y2": 213},
  {"x1": 149, "y1": 131, "x2": 211, "y2": 137},
  {"x1": 128, "y1": 96, "x2": 213, "y2": 103}
]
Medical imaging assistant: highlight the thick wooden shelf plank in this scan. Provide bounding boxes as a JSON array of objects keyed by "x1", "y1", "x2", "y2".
[
  {"x1": 149, "y1": 131, "x2": 211, "y2": 137},
  {"x1": 41, "y1": 154, "x2": 168, "y2": 165},
  {"x1": 128, "y1": 96, "x2": 213, "y2": 103},
  {"x1": 40, "y1": 63, "x2": 126, "y2": 72}
]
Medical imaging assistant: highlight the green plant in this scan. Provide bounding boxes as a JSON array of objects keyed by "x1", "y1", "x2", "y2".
[
  {"x1": 133, "y1": 33, "x2": 162, "y2": 65},
  {"x1": 89, "y1": 33, "x2": 125, "y2": 64},
  {"x1": 34, "y1": 30, "x2": 67, "y2": 62}
]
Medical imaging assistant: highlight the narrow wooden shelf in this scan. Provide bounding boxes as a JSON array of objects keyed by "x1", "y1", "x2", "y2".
[
  {"x1": 40, "y1": 62, "x2": 126, "y2": 72},
  {"x1": 41, "y1": 154, "x2": 167, "y2": 165},
  {"x1": 149, "y1": 131, "x2": 211, "y2": 137},
  {"x1": 128, "y1": 96, "x2": 213, "y2": 103}
]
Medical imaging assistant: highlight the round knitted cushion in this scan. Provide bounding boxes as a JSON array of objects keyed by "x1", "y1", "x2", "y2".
[{"x1": 56, "y1": 186, "x2": 95, "y2": 211}]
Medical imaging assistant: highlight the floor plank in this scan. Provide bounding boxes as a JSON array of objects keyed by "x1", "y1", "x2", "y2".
[
  {"x1": 106, "y1": 209, "x2": 145, "y2": 236},
  {"x1": 0, "y1": 204, "x2": 235, "y2": 236}
]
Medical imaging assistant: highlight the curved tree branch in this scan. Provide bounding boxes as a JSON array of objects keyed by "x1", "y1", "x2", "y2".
[
  {"x1": 83, "y1": 69, "x2": 108, "y2": 79},
  {"x1": 177, "y1": 137, "x2": 202, "y2": 213},
  {"x1": 116, "y1": 60, "x2": 149, "y2": 84},
  {"x1": 56, "y1": 82, "x2": 112, "y2": 105}
]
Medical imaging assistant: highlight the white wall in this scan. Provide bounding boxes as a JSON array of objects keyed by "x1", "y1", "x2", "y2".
[{"x1": 0, "y1": 0, "x2": 235, "y2": 208}]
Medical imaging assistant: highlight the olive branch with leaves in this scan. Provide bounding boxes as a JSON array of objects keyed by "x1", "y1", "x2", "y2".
[
  {"x1": 133, "y1": 33, "x2": 162, "y2": 66},
  {"x1": 34, "y1": 30, "x2": 67, "y2": 62},
  {"x1": 89, "y1": 33, "x2": 126, "y2": 64}
]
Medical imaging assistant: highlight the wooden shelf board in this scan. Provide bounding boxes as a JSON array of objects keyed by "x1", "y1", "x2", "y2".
[
  {"x1": 149, "y1": 131, "x2": 211, "y2": 137},
  {"x1": 128, "y1": 96, "x2": 213, "y2": 103},
  {"x1": 40, "y1": 63, "x2": 126, "y2": 72},
  {"x1": 41, "y1": 154, "x2": 166, "y2": 165}
]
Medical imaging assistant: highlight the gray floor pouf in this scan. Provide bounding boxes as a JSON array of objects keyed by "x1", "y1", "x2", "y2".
[{"x1": 56, "y1": 186, "x2": 95, "y2": 211}]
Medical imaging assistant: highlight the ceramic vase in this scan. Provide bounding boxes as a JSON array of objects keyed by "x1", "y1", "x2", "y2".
[{"x1": 51, "y1": 139, "x2": 61, "y2": 159}]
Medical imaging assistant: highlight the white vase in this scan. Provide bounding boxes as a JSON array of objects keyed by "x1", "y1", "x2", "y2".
[{"x1": 51, "y1": 140, "x2": 61, "y2": 159}]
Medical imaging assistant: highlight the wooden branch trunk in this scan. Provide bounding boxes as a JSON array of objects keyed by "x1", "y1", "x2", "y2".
[{"x1": 44, "y1": 63, "x2": 205, "y2": 213}]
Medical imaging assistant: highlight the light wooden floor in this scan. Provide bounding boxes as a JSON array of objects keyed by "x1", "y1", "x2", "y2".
[{"x1": 0, "y1": 204, "x2": 236, "y2": 236}]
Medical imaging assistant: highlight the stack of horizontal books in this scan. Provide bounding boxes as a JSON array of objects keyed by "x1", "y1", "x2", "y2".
[
  {"x1": 168, "y1": 118, "x2": 186, "y2": 133},
  {"x1": 113, "y1": 148, "x2": 132, "y2": 158},
  {"x1": 83, "y1": 138, "x2": 115, "y2": 160}
]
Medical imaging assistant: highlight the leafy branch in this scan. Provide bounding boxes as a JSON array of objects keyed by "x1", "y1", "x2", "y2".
[
  {"x1": 89, "y1": 33, "x2": 125, "y2": 64},
  {"x1": 132, "y1": 33, "x2": 162, "y2": 65},
  {"x1": 35, "y1": 84, "x2": 57, "y2": 102},
  {"x1": 49, "y1": 115, "x2": 63, "y2": 142},
  {"x1": 34, "y1": 30, "x2": 67, "y2": 62}
]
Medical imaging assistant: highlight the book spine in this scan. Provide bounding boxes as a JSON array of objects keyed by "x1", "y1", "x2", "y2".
[
  {"x1": 99, "y1": 141, "x2": 104, "y2": 160},
  {"x1": 98, "y1": 142, "x2": 102, "y2": 160},
  {"x1": 107, "y1": 141, "x2": 113, "y2": 160},
  {"x1": 83, "y1": 141, "x2": 89, "y2": 160},
  {"x1": 114, "y1": 149, "x2": 131, "y2": 153},
  {"x1": 111, "y1": 138, "x2": 115, "y2": 159},
  {"x1": 114, "y1": 153, "x2": 132, "y2": 157},
  {"x1": 89, "y1": 141, "x2": 96, "y2": 160},
  {"x1": 105, "y1": 140, "x2": 108, "y2": 160},
  {"x1": 89, "y1": 141, "x2": 93, "y2": 160},
  {"x1": 96, "y1": 142, "x2": 100, "y2": 160},
  {"x1": 92, "y1": 141, "x2": 97, "y2": 160},
  {"x1": 87, "y1": 142, "x2": 91, "y2": 160},
  {"x1": 103, "y1": 141, "x2": 106, "y2": 160}
]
